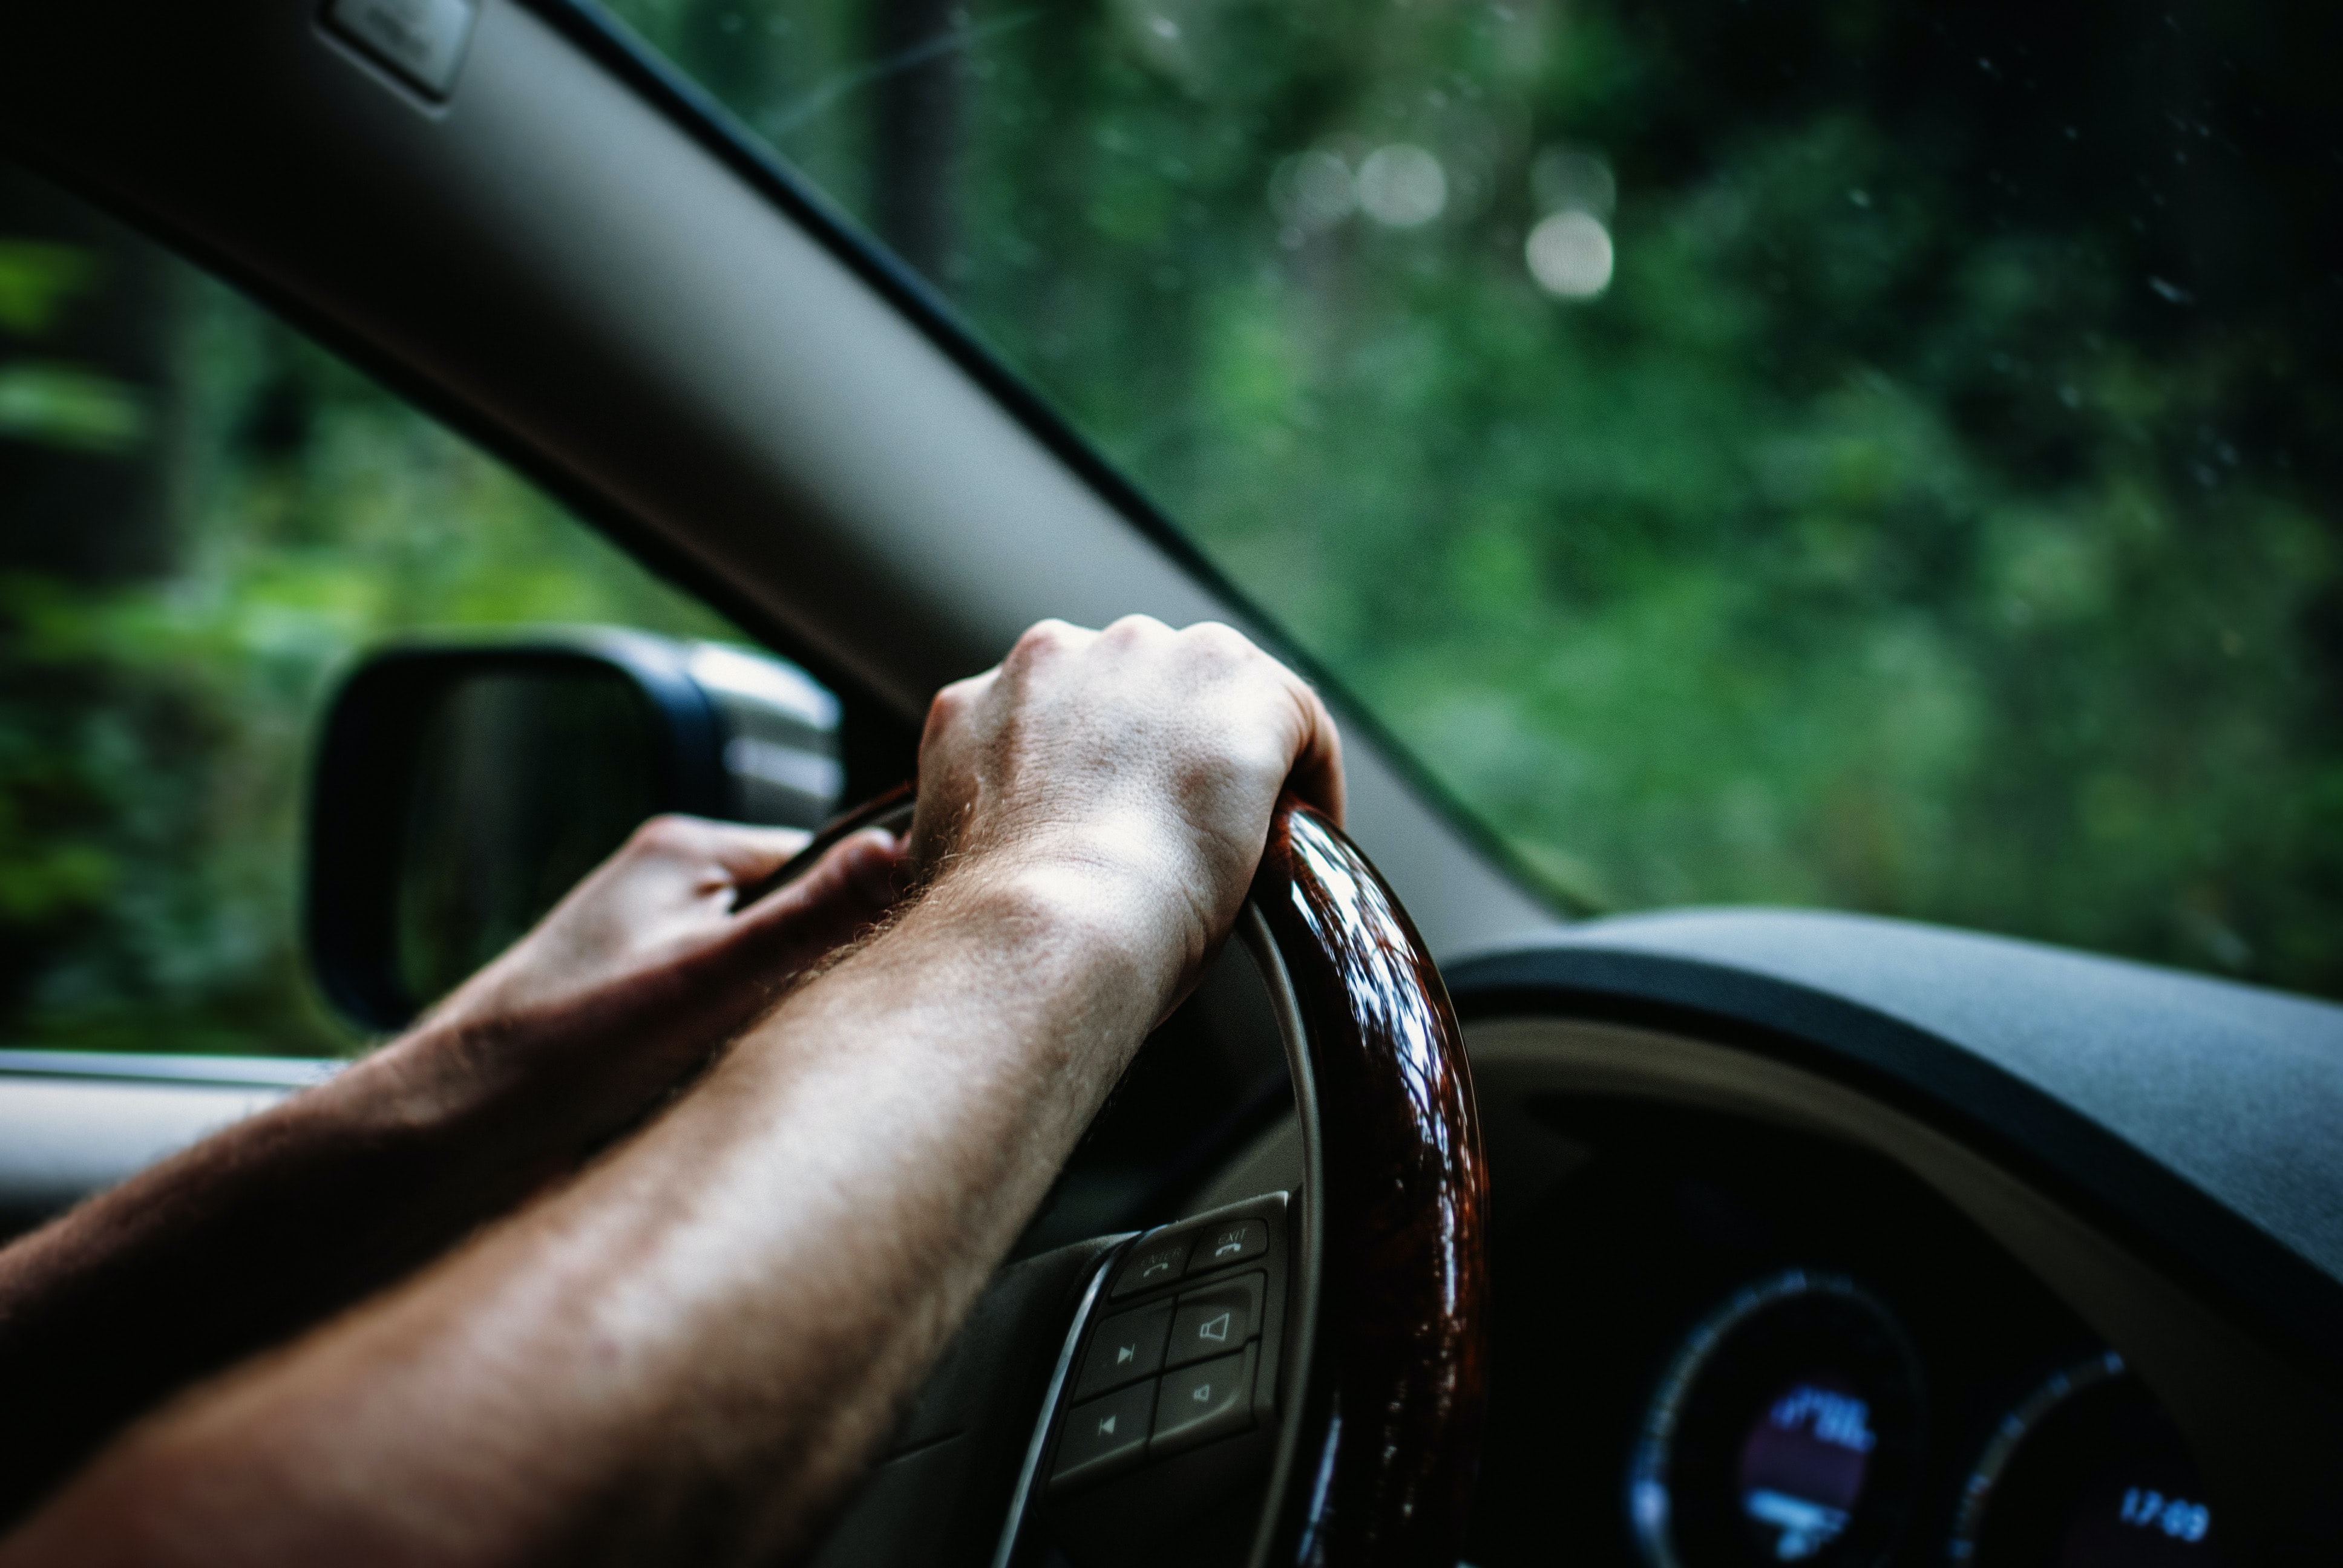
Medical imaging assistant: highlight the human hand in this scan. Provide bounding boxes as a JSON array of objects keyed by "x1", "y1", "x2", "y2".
[
  {"x1": 405, "y1": 814, "x2": 903, "y2": 1131},
  {"x1": 907, "y1": 616, "x2": 1342, "y2": 1006}
]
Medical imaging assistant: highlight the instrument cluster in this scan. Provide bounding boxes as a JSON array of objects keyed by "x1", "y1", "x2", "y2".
[{"x1": 1464, "y1": 1100, "x2": 2215, "y2": 1568}]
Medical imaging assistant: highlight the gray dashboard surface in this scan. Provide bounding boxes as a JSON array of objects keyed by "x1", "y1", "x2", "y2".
[{"x1": 1447, "y1": 909, "x2": 2343, "y2": 1375}]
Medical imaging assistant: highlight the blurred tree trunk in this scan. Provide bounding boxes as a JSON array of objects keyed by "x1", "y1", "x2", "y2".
[
  {"x1": 0, "y1": 163, "x2": 175, "y2": 583},
  {"x1": 870, "y1": 0, "x2": 962, "y2": 282}
]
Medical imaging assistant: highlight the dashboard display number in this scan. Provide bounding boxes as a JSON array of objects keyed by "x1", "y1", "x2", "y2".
[
  {"x1": 1737, "y1": 1379, "x2": 1877, "y2": 1560},
  {"x1": 2114, "y1": 1488, "x2": 2210, "y2": 1542},
  {"x1": 1946, "y1": 1352, "x2": 2211, "y2": 1567},
  {"x1": 1628, "y1": 1270, "x2": 1924, "y2": 1568}
]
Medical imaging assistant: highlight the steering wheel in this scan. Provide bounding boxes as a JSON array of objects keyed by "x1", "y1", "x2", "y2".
[{"x1": 763, "y1": 791, "x2": 1489, "y2": 1568}]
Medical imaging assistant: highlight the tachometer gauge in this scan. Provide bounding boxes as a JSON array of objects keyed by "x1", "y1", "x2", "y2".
[
  {"x1": 1947, "y1": 1352, "x2": 2213, "y2": 1566},
  {"x1": 1628, "y1": 1270, "x2": 1925, "y2": 1568}
]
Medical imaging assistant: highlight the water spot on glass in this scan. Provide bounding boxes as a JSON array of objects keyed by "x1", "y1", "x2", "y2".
[
  {"x1": 2059, "y1": 384, "x2": 2082, "y2": 409},
  {"x1": 2148, "y1": 276, "x2": 2195, "y2": 305},
  {"x1": 1149, "y1": 15, "x2": 1179, "y2": 40},
  {"x1": 1847, "y1": 188, "x2": 1871, "y2": 208}
]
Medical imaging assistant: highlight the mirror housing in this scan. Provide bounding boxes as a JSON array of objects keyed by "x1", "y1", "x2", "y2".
[{"x1": 306, "y1": 627, "x2": 842, "y2": 1031}]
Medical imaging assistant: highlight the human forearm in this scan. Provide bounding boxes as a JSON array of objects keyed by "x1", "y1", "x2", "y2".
[
  {"x1": 0, "y1": 616, "x2": 1342, "y2": 1567},
  {"x1": 0, "y1": 1016, "x2": 616, "y2": 1525},
  {"x1": 0, "y1": 818, "x2": 898, "y2": 1530},
  {"x1": 2, "y1": 858, "x2": 1172, "y2": 1568}
]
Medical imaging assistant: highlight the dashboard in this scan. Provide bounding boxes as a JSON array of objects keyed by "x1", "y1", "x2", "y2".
[
  {"x1": 1090, "y1": 904, "x2": 2343, "y2": 1568},
  {"x1": 1467, "y1": 1097, "x2": 2210, "y2": 1568},
  {"x1": 0, "y1": 909, "x2": 2337, "y2": 1568}
]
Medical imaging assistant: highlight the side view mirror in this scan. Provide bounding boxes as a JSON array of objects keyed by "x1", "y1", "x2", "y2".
[{"x1": 305, "y1": 627, "x2": 844, "y2": 1031}]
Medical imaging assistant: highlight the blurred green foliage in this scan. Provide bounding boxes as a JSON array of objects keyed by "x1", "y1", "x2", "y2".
[
  {"x1": 615, "y1": 0, "x2": 2343, "y2": 995},
  {"x1": 3, "y1": 0, "x2": 2339, "y2": 1066},
  {"x1": 0, "y1": 239, "x2": 733, "y2": 1054}
]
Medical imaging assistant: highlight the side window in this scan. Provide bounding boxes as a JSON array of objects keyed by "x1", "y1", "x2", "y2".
[{"x1": 0, "y1": 165, "x2": 747, "y2": 1058}]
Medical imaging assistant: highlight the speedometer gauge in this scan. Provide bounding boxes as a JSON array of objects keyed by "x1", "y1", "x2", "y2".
[
  {"x1": 1947, "y1": 1353, "x2": 2213, "y2": 1566},
  {"x1": 1629, "y1": 1270, "x2": 1925, "y2": 1568}
]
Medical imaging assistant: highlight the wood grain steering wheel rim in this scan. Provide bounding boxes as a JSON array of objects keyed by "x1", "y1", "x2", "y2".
[
  {"x1": 760, "y1": 789, "x2": 1490, "y2": 1567},
  {"x1": 1244, "y1": 795, "x2": 1490, "y2": 1567}
]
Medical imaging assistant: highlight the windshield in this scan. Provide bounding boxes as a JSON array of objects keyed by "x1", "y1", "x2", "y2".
[{"x1": 602, "y1": 0, "x2": 2342, "y2": 999}]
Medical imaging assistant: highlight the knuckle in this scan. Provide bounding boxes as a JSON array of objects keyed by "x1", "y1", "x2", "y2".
[
  {"x1": 630, "y1": 814, "x2": 696, "y2": 855},
  {"x1": 1001, "y1": 622, "x2": 1073, "y2": 679},
  {"x1": 1103, "y1": 613, "x2": 1168, "y2": 645},
  {"x1": 929, "y1": 672, "x2": 985, "y2": 719},
  {"x1": 1185, "y1": 621, "x2": 1260, "y2": 667},
  {"x1": 1015, "y1": 618, "x2": 1078, "y2": 656}
]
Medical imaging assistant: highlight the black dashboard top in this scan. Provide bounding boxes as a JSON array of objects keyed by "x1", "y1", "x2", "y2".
[{"x1": 1447, "y1": 909, "x2": 2343, "y2": 1382}]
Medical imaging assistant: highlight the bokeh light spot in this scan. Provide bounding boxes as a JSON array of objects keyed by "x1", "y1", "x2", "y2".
[
  {"x1": 1356, "y1": 145, "x2": 1447, "y2": 228},
  {"x1": 1526, "y1": 209, "x2": 1614, "y2": 298}
]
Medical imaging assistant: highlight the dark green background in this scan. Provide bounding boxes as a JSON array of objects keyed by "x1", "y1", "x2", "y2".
[{"x1": 2, "y1": 0, "x2": 2338, "y2": 1053}]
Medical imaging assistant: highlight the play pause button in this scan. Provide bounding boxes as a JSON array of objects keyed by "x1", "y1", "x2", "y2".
[
  {"x1": 1051, "y1": 1379, "x2": 1157, "y2": 1488},
  {"x1": 1071, "y1": 1302, "x2": 1172, "y2": 1401}
]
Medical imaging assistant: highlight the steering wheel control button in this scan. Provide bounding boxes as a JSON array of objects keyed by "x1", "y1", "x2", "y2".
[
  {"x1": 1110, "y1": 1235, "x2": 1192, "y2": 1299},
  {"x1": 1166, "y1": 1273, "x2": 1265, "y2": 1368},
  {"x1": 1151, "y1": 1344, "x2": 1257, "y2": 1455},
  {"x1": 1073, "y1": 1303, "x2": 1173, "y2": 1402},
  {"x1": 1185, "y1": 1218, "x2": 1268, "y2": 1275},
  {"x1": 1052, "y1": 1380, "x2": 1158, "y2": 1489}
]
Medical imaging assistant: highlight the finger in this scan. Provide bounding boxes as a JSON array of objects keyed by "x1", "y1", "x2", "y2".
[
  {"x1": 695, "y1": 822, "x2": 817, "y2": 883},
  {"x1": 619, "y1": 815, "x2": 813, "y2": 882},
  {"x1": 1282, "y1": 677, "x2": 1346, "y2": 828},
  {"x1": 737, "y1": 827, "x2": 903, "y2": 936},
  {"x1": 1185, "y1": 623, "x2": 1346, "y2": 828},
  {"x1": 909, "y1": 664, "x2": 1001, "y2": 867}
]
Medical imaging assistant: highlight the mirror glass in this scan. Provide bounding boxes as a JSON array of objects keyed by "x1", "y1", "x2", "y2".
[{"x1": 393, "y1": 668, "x2": 660, "y2": 1010}]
